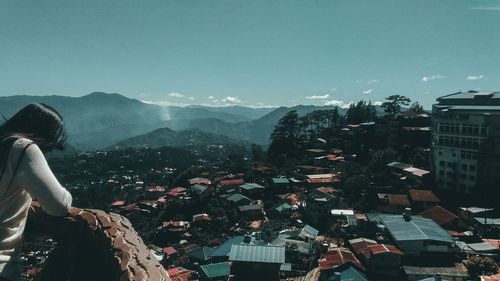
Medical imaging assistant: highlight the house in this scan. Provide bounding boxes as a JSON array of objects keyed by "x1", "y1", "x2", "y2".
[
  {"x1": 209, "y1": 236, "x2": 248, "y2": 261},
  {"x1": 386, "y1": 194, "x2": 411, "y2": 214},
  {"x1": 271, "y1": 177, "x2": 290, "y2": 192},
  {"x1": 167, "y1": 187, "x2": 187, "y2": 198},
  {"x1": 163, "y1": 221, "x2": 190, "y2": 232},
  {"x1": 409, "y1": 190, "x2": 440, "y2": 211},
  {"x1": 229, "y1": 244, "x2": 285, "y2": 281},
  {"x1": 419, "y1": 206, "x2": 459, "y2": 229},
  {"x1": 163, "y1": 246, "x2": 178, "y2": 262},
  {"x1": 267, "y1": 202, "x2": 292, "y2": 218},
  {"x1": 186, "y1": 246, "x2": 215, "y2": 264},
  {"x1": 318, "y1": 247, "x2": 364, "y2": 271},
  {"x1": 225, "y1": 193, "x2": 252, "y2": 206},
  {"x1": 192, "y1": 213, "x2": 211, "y2": 223},
  {"x1": 189, "y1": 177, "x2": 212, "y2": 185},
  {"x1": 239, "y1": 183, "x2": 266, "y2": 196},
  {"x1": 349, "y1": 238, "x2": 403, "y2": 275},
  {"x1": 199, "y1": 262, "x2": 230, "y2": 281},
  {"x1": 219, "y1": 179, "x2": 245, "y2": 188},
  {"x1": 191, "y1": 184, "x2": 211, "y2": 201},
  {"x1": 304, "y1": 187, "x2": 346, "y2": 227},
  {"x1": 319, "y1": 261, "x2": 368, "y2": 281},
  {"x1": 386, "y1": 161, "x2": 431, "y2": 186},
  {"x1": 366, "y1": 213, "x2": 456, "y2": 256},
  {"x1": 403, "y1": 264, "x2": 469, "y2": 281},
  {"x1": 166, "y1": 267, "x2": 196, "y2": 281},
  {"x1": 237, "y1": 204, "x2": 264, "y2": 220}
]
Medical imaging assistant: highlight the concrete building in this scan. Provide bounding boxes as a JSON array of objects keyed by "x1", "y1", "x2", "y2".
[{"x1": 432, "y1": 91, "x2": 500, "y2": 194}]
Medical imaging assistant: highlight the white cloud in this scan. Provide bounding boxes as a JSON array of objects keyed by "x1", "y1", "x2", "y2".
[
  {"x1": 367, "y1": 80, "x2": 380, "y2": 84},
  {"x1": 373, "y1": 101, "x2": 383, "y2": 106},
  {"x1": 188, "y1": 97, "x2": 195, "y2": 100},
  {"x1": 422, "y1": 75, "x2": 446, "y2": 82},
  {"x1": 323, "y1": 99, "x2": 353, "y2": 108},
  {"x1": 168, "y1": 92, "x2": 185, "y2": 98},
  {"x1": 469, "y1": 6, "x2": 500, "y2": 11},
  {"x1": 208, "y1": 96, "x2": 215, "y2": 99},
  {"x1": 221, "y1": 96, "x2": 241, "y2": 104},
  {"x1": 467, "y1": 75, "x2": 484, "y2": 80},
  {"x1": 306, "y1": 94, "x2": 330, "y2": 100},
  {"x1": 362, "y1": 89, "x2": 373, "y2": 94}
]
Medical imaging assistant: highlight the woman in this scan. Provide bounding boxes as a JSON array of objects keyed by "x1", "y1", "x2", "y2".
[{"x1": 0, "y1": 104, "x2": 73, "y2": 281}]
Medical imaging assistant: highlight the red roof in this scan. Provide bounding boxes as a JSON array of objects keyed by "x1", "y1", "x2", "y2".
[
  {"x1": 166, "y1": 267, "x2": 195, "y2": 281},
  {"x1": 219, "y1": 179, "x2": 245, "y2": 187},
  {"x1": 111, "y1": 200, "x2": 126, "y2": 207},
  {"x1": 418, "y1": 205, "x2": 458, "y2": 226},
  {"x1": 349, "y1": 238, "x2": 377, "y2": 259},
  {"x1": 167, "y1": 187, "x2": 187, "y2": 197},
  {"x1": 318, "y1": 247, "x2": 364, "y2": 271},
  {"x1": 188, "y1": 178, "x2": 211, "y2": 185},
  {"x1": 367, "y1": 244, "x2": 403, "y2": 256},
  {"x1": 387, "y1": 194, "x2": 411, "y2": 207},
  {"x1": 164, "y1": 246, "x2": 177, "y2": 256}
]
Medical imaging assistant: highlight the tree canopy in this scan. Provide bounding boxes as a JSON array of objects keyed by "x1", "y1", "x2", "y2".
[{"x1": 381, "y1": 95, "x2": 411, "y2": 118}]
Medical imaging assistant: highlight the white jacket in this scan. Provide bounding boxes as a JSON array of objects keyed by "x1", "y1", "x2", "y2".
[{"x1": 0, "y1": 138, "x2": 72, "y2": 281}]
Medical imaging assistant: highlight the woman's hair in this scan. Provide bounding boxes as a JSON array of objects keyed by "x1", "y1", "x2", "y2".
[{"x1": 0, "y1": 103, "x2": 67, "y2": 171}]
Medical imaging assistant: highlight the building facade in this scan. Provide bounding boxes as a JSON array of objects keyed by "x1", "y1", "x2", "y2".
[{"x1": 432, "y1": 91, "x2": 500, "y2": 194}]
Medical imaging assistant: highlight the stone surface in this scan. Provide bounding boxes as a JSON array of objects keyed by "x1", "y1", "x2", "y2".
[{"x1": 28, "y1": 205, "x2": 171, "y2": 281}]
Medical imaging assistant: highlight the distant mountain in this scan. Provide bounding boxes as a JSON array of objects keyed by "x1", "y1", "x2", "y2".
[
  {"x1": 163, "y1": 105, "x2": 348, "y2": 144},
  {"x1": 0, "y1": 93, "x2": 269, "y2": 150},
  {"x1": 0, "y1": 92, "x2": 348, "y2": 149},
  {"x1": 110, "y1": 127, "x2": 244, "y2": 149},
  {"x1": 187, "y1": 105, "x2": 276, "y2": 120}
]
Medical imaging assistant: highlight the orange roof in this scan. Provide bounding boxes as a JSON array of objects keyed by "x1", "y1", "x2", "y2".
[
  {"x1": 409, "y1": 189, "x2": 440, "y2": 202},
  {"x1": 419, "y1": 205, "x2": 458, "y2": 226},
  {"x1": 367, "y1": 244, "x2": 403, "y2": 256},
  {"x1": 318, "y1": 247, "x2": 364, "y2": 271},
  {"x1": 219, "y1": 179, "x2": 245, "y2": 186},
  {"x1": 387, "y1": 194, "x2": 411, "y2": 207}
]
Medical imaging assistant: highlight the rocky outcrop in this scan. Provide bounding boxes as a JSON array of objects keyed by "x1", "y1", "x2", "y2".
[{"x1": 28, "y1": 205, "x2": 171, "y2": 281}]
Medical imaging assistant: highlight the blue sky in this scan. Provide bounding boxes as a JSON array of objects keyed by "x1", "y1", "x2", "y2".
[{"x1": 1, "y1": 0, "x2": 499, "y2": 108}]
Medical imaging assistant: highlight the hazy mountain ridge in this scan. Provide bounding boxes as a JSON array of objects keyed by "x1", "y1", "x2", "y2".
[
  {"x1": 0, "y1": 92, "x2": 346, "y2": 149},
  {"x1": 110, "y1": 127, "x2": 245, "y2": 149}
]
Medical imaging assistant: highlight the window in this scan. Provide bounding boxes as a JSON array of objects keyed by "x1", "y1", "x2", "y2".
[
  {"x1": 469, "y1": 175, "x2": 476, "y2": 181},
  {"x1": 470, "y1": 165, "x2": 476, "y2": 172},
  {"x1": 462, "y1": 164, "x2": 467, "y2": 170}
]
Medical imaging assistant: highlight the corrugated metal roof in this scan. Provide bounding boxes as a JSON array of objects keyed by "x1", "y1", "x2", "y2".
[
  {"x1": 300, "y1": 225, "x2": 319, "y2": 239},
  {"x1": 240, "y1": 183, "x2": 266, "y2": 190},
  {"x1": 229, "y1": 244, "x2": 285, "y2": 264},
  {"x1": 200, "y1": 262, "x2": 230, "y2": 278},
  {"x1": 366, "y1": 214, "x2": 453, "y2": 243}
]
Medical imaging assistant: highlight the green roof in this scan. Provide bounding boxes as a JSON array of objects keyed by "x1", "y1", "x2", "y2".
[
  {"x1": 240, "y1": 183, "x2": 266, "y2": 190},
  {"x1": 200, "y1": 262, "x2": 230, "y2": 278},
  {"x1": 226, "y1": 193, "x2": 251, "y2": 203},
  {"x1": 229, "y1": 244, "x2": 285, "y2": 264},
  {"x1": 272, "y1": 177, "x2": 290, "y2": 184},
  {"x1": 299, "y1": 225, "x2": 319, "y2": 239},
  {"x1": 272, "y1": 203, "x2": 292, "y2": 212},
  {"x1": 187, "y1": 246, "x2": 214, "y2": 261},
  {"x1": 366, "y1": 214, "x2": 453, "y2": 243}
]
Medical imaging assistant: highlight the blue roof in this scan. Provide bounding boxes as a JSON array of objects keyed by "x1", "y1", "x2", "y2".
[
  {"x1": 329, "y1": 261, "x2": 368, "y2": 281},
  {"x1": 300, "y1": 225, "x2": 319, "y2": 239},
  {"x1": 366, "y1": 214, "x2": 453, "y2": 243},
  {"x1": 229, "y1": 244, "x2": 285, "y2": 264},
  {"x1": 200, "y1": 262, "x2": 230, "y2": 278},
  {"x1": 209, "y1": 236, "x2": 246, "y2": 257},
  {"x1": 240, "y1": 183, "x2": 266, "y2": 190},
  {"x1": 272, "y1": 177, "x2": 290, "y2": 184}
]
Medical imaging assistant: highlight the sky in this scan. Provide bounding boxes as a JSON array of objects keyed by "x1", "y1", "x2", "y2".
[{"x1": 1, "y1": 0, "x2": 499, "y2": 108}]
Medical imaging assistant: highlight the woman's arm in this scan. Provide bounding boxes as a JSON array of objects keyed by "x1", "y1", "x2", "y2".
[{"x1": 15, "y1": 143, "x2": 72, "y2": 216}]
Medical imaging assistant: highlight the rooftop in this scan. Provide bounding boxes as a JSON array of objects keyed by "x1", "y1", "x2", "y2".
[
  {"x1": 409, "y1": 190, "x2": 440, "y2": 203},
  {"x1": 229, "y1": 244, "x2": 285, "y2": 264},
  {"x1": 366, "y1": 214, "x2": 454, "y2": 243},
  {"x1": 200, "y1": 262, "x2": 230, "y2": 279},
  {"x1": 419, "y1": 205, "x2": 458, "y2": 226}
]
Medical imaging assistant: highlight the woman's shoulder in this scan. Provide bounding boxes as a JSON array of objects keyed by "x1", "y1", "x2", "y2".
[{"x1": 12, "y1": 137, "x2": 36, "y2": 150}]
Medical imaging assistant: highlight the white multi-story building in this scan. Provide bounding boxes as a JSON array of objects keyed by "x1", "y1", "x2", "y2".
[{"x1": 432, "y1": 91, "x2": 500, "y2": 194}]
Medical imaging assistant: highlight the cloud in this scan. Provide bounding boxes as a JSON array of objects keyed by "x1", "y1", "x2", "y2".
[
  {"x1": 323, "y1": 99, "x2": 353, "y2": 108},
  {"x1": 469, "y1": 6, "x2": 500, "y2": 11},
  {"x1": 188, "y1": 97, "x2": 195, "y2": 100},
  {"x1": 208, "y1": 96, "x2": 215, "y2": 99},
  {"x1": 367, "y1": 80, "x2": 380, "y2": 84},
  {"x1": 373, "y1": 101, "x2": 383, "y2": 106},
  {"x1": 306, "y1": 94, "x2": 330, "y2": 100},
  {"x1": 168, "y1": 92, "x2": 185, "y2": 98},
  {"x1": 221, "y1": 96, "x2": 241, "y2": 104},
  {"x1": 467, "y1": 75, "x2": 484, "y2": 80},
  {"x1": 362, "y1": 89, "x2": 373, "y2": 94},
  {"x1": 422, "y1": 75, "x2": 445, "y2": 82}
]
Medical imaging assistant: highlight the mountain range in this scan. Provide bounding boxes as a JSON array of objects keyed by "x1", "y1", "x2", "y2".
[{"x1": 0, "y1": 92, "x2": 346, "y2": 150}]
